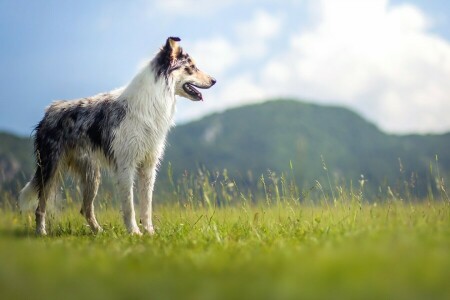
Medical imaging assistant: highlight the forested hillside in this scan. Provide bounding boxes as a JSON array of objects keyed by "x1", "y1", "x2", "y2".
[{"x1": 1, "y1": 100, "x2": 449, "y2": 199}]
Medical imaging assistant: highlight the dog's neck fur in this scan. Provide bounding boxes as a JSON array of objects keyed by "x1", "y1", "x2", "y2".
[
  {"x1": 120, "y1": 59, "x2": 177, "y2": 130},
  {"x1": 110, "y1": 57, "x2": 178, "y2": 168}
]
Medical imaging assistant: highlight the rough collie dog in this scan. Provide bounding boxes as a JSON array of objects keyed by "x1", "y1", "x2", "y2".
[{"x1": 19, "y1": 37, "x2": 216, "y2": 235}]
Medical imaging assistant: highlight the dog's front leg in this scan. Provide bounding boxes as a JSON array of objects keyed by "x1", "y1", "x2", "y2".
[
  {"x1": 138, "y1": 163, "x2": 156, "y2": 235},
  {"x1": 117, "y1": 168, "x2": 142, "y2": 235}
]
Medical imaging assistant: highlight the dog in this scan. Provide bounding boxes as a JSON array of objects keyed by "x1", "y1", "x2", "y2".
[{"x1": 19, "y1": 37, "x2": 216, "y2": 235}]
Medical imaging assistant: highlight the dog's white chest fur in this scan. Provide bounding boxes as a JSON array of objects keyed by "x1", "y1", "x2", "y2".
[{"x1": 113, "y1": 67, "x2": 177, "y2": 167}]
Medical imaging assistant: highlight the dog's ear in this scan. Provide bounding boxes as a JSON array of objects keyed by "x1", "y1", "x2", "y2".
[
  {"x1": 164, "y1": 37, "x2": 182, "y2": 61},
  {"x1": 157, "y1": 37, "x2": 183, "y2": 75}
]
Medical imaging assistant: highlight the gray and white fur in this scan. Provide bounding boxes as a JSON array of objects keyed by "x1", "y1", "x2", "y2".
[{"x1": 19, "y1": 37, "x2": 216, "y2": 235}]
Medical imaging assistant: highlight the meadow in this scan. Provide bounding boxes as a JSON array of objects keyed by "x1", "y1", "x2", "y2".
[{"x1": 1, "y1": 172, "x2": 449, "y2": 300}]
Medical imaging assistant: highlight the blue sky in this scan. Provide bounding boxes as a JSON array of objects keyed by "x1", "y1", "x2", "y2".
[{"x1": 0, "y1": 0, "x2": 449, "y2": 135}]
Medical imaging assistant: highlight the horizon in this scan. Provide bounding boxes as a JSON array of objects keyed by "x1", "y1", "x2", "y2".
[{"x1": 2, "y1": 98, "x2": 449, "y2": 138}]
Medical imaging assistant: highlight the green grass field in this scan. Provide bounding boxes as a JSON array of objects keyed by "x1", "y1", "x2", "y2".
[{"x1": 0, "y1": 198, "x2": 449, "y2": 300}]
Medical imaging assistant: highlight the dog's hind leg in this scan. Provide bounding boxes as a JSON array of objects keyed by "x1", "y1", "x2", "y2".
[
  {"x1": 36, "y1": 186, "x2": 51, "y2": 236},
  {"x1": 34, "y1": 165, "x2": 58, "y2": 236},
  {"x1": 70, "y1": 156, "x2": 103, "y2": 233},
  {"x1": 81, "y1": 171, "x2": 102, "y2": 233},
  {"x1": 81, "y1": 166, "x2": 102, "y2": 233}
]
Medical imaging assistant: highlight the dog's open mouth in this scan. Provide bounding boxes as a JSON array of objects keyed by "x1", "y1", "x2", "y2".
[{"x1": 183, "y1": 83, "x2": 205, "y2": 101}]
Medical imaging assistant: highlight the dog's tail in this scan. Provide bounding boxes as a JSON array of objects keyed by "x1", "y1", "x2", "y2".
[{"x1": 19, "y1": 179, "x2": 38, "y2": 212}]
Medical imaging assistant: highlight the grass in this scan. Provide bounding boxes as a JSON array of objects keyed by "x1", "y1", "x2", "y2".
[{"x1": 0, "y1": 198, "x2": 449, "y2": 300}]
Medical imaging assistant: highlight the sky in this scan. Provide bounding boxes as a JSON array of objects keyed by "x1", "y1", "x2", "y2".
[{"x1": 0, "y1": 0, "x2": 449, "y2": 135}]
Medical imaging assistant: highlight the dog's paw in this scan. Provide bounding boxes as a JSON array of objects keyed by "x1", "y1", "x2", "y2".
[
  {"x1": 36, "y1": 227, "x2": 47, "y2": 236},
  {"x1": 129, "y1": 227, "x2": 143, "y2": 236},
  {"x1": 143, "y1": 225, "x2": 155, "y2": 235},
  {"x1": 93, "y1": 226, "x2": 104, "y2": 234}
]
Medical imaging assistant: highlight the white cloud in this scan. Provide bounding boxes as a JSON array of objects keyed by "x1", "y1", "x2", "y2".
[
  {"x1": 214, "y1": 73, "x2": 268, "y2": 109},
  {"x1": 177, "y1": 0, "x2": 450, "y2": 133},
  {"x1": 154, "y1": 0, "x2": 231, "y2": 15},
  {"x1": 176, "y1": 73, "x2": 268, "y2": 122},
  {"x1": 235, "y1": 10, "x2": 284, "y2": 59},
  {"x1": 187, "y1": 38, "x2": 238, "y2": 76},
  {"x1": 187, "y1": 9, "x2": 284, "y2": 75},
  {"x1": 237, "y1": 10, "x2": 282, "y2": 40},
  {"x1": 270, "y1": 0, "x2": 450, "y2": 133}
]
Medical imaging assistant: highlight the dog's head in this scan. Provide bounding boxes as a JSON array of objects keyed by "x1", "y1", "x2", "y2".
[{"x1": 155, "y1": 37, "x2": 216, "y2": 101}]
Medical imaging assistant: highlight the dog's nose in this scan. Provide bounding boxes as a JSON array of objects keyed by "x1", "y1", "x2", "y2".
[{"x1": 210, "y1": 78, "x2": 217, "y2": 86}]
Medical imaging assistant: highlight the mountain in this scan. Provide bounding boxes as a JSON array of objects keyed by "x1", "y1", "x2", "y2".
[
  {"x1": 1, "y1": 100, "x2": 449, "y2": 199},
  {"x1": 0, "y1": 131, "x2": 34, "y2": 185},
  {"x1": 162, "y1": 100, "x2": 450, "y2": 197}
]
